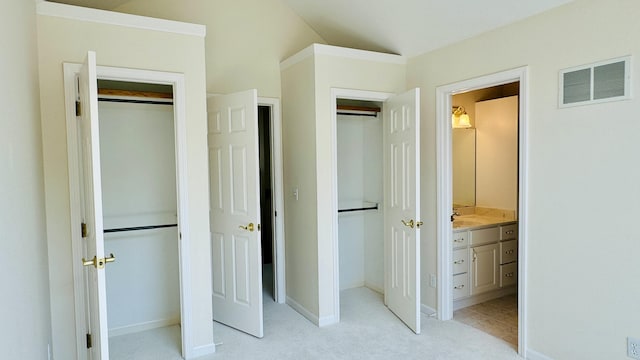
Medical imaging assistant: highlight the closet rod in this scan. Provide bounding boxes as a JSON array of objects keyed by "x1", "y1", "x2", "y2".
[
  {"x1": 337, "y1": 105, "x2": 381, "y2": 113},
  {"x1": 104, "y1": 223, "x2": 178, "y2": 233},
  {"x1": 337, "y1": 111, "x2": 378, "y2": 117},
  {"x1": 98, "y1": 97, "x2": 174, "y2": 105},
  {"x1": 338, "y1": 204, "x2": 379, "y2": 213}
]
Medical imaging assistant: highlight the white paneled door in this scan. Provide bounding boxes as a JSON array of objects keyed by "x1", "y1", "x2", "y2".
[
  {"x1": 79, "y1": 51, "x2": 110, "y2": 359},
  {"x1": 383, "y1": 88, "x2": 421, "y2": 334},
  {"x1": 208, "y1": 90, "x2": 264, "y2": 338}
]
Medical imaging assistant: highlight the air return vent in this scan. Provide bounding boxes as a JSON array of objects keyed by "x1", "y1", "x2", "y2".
[{"x1": 559, "y1": 56, "x2": 631, "y2": 107}]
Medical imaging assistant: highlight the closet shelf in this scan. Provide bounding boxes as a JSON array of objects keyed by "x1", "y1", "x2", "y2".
[{"x1": 337, "y1": 104, "x2": 380, "y2": 117}]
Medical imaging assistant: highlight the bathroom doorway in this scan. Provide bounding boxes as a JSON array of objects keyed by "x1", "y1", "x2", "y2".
[
  {"x1": 435, "y1": 67, "x2": 529, "y2": 355},
  {"x1": 450, "y1": 84, "x2": 519, "y2": 348}
]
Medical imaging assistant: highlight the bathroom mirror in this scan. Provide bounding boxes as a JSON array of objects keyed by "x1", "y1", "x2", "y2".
[{"x1": 452, "y1": 128, "x2": 476, "y2": 207}]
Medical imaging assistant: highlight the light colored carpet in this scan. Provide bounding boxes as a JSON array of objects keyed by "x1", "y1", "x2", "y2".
[
  {"x1": 208, "y1": 287, "x2": 522, "y2": 360},
  {"x1": 109, "y1": 323, "x2": 182, "y2": 359},
  {"x1": 110, "y1": 286, "x2": 522, "y2": 360}
]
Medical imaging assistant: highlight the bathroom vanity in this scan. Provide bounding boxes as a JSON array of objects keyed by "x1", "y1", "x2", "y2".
[{"x1": 452, "y1": 218, "x2": 518, "y2": 310}]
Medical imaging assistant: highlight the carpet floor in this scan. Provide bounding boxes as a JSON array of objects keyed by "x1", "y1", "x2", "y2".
[{"x1": 111, "y1": 286, "x2": 522, "y2": 359}]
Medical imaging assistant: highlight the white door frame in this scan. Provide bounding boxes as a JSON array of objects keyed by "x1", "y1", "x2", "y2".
[
  {"x1": 435, "y1": 66, "x2": 529, "y2": 355},
  {"x1": 257, "y1": 97, "x2": 286, "y2": 304},
  {"x1": 329, "y1": 88, "x2": 394, "y2": 324},
  {"x1": 64, "y1": 63, "x2": 194, "y2": 359}
]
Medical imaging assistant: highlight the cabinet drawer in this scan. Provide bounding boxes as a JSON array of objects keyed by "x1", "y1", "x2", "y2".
[
  {"x1": 500, "y1": 223, "x2": 518, "y2": 240},
  {"x1": 453, "y1": 249, "x2": 468, "y2": 275},
  {"x1": 500, "y1": 262, "x2": 518, "y2": 287},
  {"x1": 469, "y1": 226, "x2": 500, "y2": 246},
  {"x1": 453, "y1": 273, "x2": 470, "y2": 300},
  {"x1": 452, "y1": 230, "x2": 468, "y2": 249},
  {"x1": 500, "y1": 240, "x2": 518, "y2": 264}
]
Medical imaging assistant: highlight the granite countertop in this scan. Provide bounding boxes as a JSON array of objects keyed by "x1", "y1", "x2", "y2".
[{"x1": 452, "y1": 214, "x2": 517, "y2": 230}]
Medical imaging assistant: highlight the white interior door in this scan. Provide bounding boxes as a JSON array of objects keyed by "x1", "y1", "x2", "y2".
[
  {"x1": 79, "y1": 51, "x2": 110, "y2": 358},
  {"x1": 383, "y1": 88, "x2": 421, "y2": 334},
  {"x1": 208, "y1": 89, "x2": 263, "y2": 338}
]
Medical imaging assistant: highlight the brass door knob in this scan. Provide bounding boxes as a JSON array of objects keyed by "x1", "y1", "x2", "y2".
[
  {"x1": 81, "y1": 253, "x2": 115, "y2": 269},
  {"x1": 82, "y1": 256, "x2": 97, "y2": 267},
  {"x1": 239, "y1": 223, "x2": 255, "y2": 232},
  {"x1": 401, "y1": 219, "x2": 415, "y2": 229}
]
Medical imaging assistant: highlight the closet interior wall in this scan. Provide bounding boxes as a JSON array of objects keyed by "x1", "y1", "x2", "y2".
[
  {"x1": 97, "y1": 88, "x2": 181, "y2": 337},
  {"x1": 336, "y1": 102, "x2": 384, "y2": 293}
]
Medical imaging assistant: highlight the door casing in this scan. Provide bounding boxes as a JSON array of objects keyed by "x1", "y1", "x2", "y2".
[
  {"x1": 435, "y1": 66, "x2": 529, "y2": 356},
  {"x1": 64, "y1": 63, "x2": 195, "y2": 359}
]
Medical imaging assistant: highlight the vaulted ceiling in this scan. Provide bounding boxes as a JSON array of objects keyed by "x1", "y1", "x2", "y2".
[{"x1": 46, "y1": 0, "x2": 573, "y2": 57}]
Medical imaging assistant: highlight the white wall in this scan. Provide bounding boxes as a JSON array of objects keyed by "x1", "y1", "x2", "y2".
[
  {"x1": 337, "y1": 115, "x2": 366, "y2": 290},
  {"x1": 114, "y1": 0, "x2": 327, "y2": 98},
  {"x1": 37, "y1": 6, "x2": 212, "y2": 359},
  {"x1": 99, "y1": 102, "x2": 180, "y2": 335},
  {"x1": 407, "y1": 0, "x2": 640, "y2": 358},
  {"x1": 281, "y1": 55, "x2": 320, "y2": 317},
  {"x1": 361, "y1": 115, "x2": 384, "y2": 292},
  {"x1": 475, "y1": 96, "x2": 518, "y2": 212},
  {"x1": 0, "y1": 0, "x2": 52, "y2": 358}
]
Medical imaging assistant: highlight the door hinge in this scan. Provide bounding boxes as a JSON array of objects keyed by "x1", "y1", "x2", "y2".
[
  {"x1": 75, "y1": 101, "x2": 81, "y2": 116},
  {"x1": 86, "y1": 333, "x2": 92, "y2": 349},
  {"x1": 81, "y1": 222, "x2": 87, "y2": 238},
  {"x1": 275, "y1": 210, "x2": 277, "y2": 217}
]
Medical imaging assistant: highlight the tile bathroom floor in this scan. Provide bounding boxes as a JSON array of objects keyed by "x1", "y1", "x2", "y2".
[{"x1": 453, "y1": 294, "x2": 518, "y2": 348}]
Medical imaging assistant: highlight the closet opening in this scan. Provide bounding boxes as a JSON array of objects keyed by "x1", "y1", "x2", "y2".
[
  {"x1": 258, "y1": 105, "x2": 276, "y2": 301},
  {"x1": 96, "y1": 79, "x2": 183, "y2": 358},
  {"x1": 336, "y1": 98, "x2": 385, "y2": 318}
]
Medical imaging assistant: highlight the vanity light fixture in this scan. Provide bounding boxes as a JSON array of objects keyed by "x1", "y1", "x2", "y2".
[{"x1": 452, "y1": 106, "x2": 471, "y2": 128}]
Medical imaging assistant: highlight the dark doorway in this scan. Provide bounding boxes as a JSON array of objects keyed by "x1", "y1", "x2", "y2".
[{"x1": 258, "y1": 105, "x2": 274, "y2": 300}]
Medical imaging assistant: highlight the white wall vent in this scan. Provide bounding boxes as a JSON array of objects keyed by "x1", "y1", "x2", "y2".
[{"x1": 559, "y1": 56, "x2": 631, "y2": 107}]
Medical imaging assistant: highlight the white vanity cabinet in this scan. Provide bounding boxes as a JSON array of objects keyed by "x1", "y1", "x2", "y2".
[
  {"x1": 470, "y1": 242, "x2": 499, "y2": 295},
  {"x1": 452, "y1": 221, "x2": 518, "y2": 306}
]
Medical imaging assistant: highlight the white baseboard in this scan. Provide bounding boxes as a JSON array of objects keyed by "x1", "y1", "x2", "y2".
[
  {"x1": 286, "y1": 296, "x2": 320, "y2": 326},
  {"x1": 318, "y1": 314, "x2": 338, "y2": 327},
  {"x1": 188, "y1": 343, "x2": 216, "y2": 359},
  {"x1": 364, "y1": 282, "x2": 384, "y2": 294},
  {"x1": 526, "y1": 348, "x2": 554, "y2": 360},
  {"x1": 340, "y1": 281, "x2": 365, "y2": 291},
  {"x1": 108, "y1": 317, "x2": 180, "y2": 337},
  {"x1": 420, "y1": 303, "x2": 437, "y2": 316}
]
